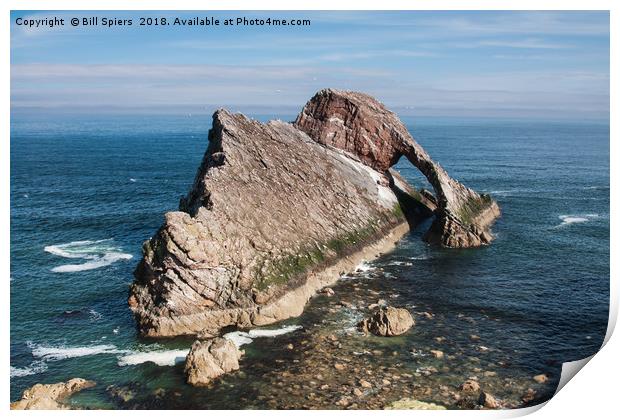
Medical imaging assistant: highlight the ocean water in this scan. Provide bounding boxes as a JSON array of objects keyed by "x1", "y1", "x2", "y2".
[{"x1": 10, "y1": 112, "x2": 609, "y2": 408}]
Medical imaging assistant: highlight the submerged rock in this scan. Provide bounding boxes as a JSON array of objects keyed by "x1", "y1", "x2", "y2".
[
  {"x1": 184, "y1": 337, "x2": 242, "y2": 386},
  {"x1": 11, "y1": 378, "x2": 95, "y2": 410},
  {"x1": 129, "y1": 89, "x2": 499, "y2": 338},
  {"x1": 358, "y1": 306, "x2": 414, "y2": 336}
]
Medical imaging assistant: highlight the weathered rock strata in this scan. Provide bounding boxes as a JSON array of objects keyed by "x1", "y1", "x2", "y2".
[
  {"x1": 11, "y1": 378, "x2": 95, "y2": 410},
  {"x1": 129, "y1": 89, "x2": 499, "y2": 337},
  {"x1": 130, "y1": 107, "x2": 424, "y2": 337},
  {"x1": 295, "y1": 88, "x2": 500, "y2": 247},
  {"x1": 185, "y1": 337, "x2": 242, "y2": 386}
]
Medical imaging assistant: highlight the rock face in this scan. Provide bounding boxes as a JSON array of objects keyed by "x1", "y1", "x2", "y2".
[
  {"x1": 185, "y1": 338, "x2": 242, "y2": 386},
  {"x1": 358, "y1": 306, "x2": 415, "y2": 336},
  {"x1": 130, "y1": 106, "x2": 428, "y2": 337},
  {"x1": 295, "y1": 88, "x2": 500, "y2": 247},
  {"x1": 11, "y1": 378, "x2": 95, "y2": 410},
  {"x1": 129, "y1": 89, "x2": 499, "y2": 337}
]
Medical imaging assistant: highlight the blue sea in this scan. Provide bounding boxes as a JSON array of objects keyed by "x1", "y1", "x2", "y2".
[{"x1": 10, "y1": 112, "x2": 609, "y2": 408}]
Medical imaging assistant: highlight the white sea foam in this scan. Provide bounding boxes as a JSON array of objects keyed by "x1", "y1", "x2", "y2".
[
  {"x1": 224, "y1": 325, "x2": 303, "y2": 348},
  {"x1": 557, "y1": 214, "x2": 599, "y2": 227},
  {"x1": 117, "y1": 349, "x2": 189, "y2": 366},
  {"x1": 45, "y1": 239, "x2": 132, "y2": 273},
  {"x1": 29, "y1": 342, "x2": 126, "y2": 361},
  {"x1": 10, "y1": 361, "x2": 48, "y2": 378},
  {"x1": 223, "y1": 332, "x2": 254, "y2": 347},
  {"x1": 51, "y1": 252, "x2": 133, "y2": 273},
  {"x1": 129, "y1": 178, "x2": 137, "y2": 182},
  {"x1": 89, "y1": 309, "x2": 103, "y2": 321},
  {"x1": 355, "y1": 262, "x2": 374, "y2": 272},
  {"x1": 116, "y1": 325, "x2": 303, "y2": 366},
  {"x1": 388, "y1": 261, "x2": 412, "y2": 266}
]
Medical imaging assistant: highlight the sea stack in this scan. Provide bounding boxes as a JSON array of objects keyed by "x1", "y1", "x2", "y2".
[{"x1": 129, "y1": 89, "x2": 500, "y2": 337}]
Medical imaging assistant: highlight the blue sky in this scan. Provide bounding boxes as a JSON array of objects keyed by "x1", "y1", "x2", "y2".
[{"x1": 10, "y1": 10, "x2": 609, "y2": 118}]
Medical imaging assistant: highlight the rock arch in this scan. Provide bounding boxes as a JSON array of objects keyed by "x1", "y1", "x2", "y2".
[{"x1": 294, "y1": 88, "x2": 500, "y2": 247}]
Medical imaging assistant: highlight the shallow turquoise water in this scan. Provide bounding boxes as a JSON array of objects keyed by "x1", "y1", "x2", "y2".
[{"x1": 10, "y1": 112, "x2": 609, "y2": 407}]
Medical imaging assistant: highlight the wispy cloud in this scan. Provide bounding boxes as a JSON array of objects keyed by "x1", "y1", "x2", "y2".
[
  {"x1": 475, "y1": 38, "x2": 574, "y2": 49},
  {"x1": 10, "y1": 11, "x2": 609, "y2": 118}
]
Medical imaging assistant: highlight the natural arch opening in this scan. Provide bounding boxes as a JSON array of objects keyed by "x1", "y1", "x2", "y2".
[{"x1": 294, "y1": 88, "x2": 500, "y2": 248}]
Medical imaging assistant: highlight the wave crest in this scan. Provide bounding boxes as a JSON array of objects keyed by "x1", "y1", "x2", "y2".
[{"x1": 44, "y1": 239, "x2": 132, "y2": 273}]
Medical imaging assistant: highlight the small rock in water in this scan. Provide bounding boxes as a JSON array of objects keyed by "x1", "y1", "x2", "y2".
[
  {"x1": 286, "y1": 343, "x2": 294, "y2": 350},
  {"x1": 184, "y1": 338, "x2": 242, "y2": 386},
  {"x1": 533, "y1": 374, "x2": 548, "y2": 383},
  {"x1": 522, "y1": 388, "x2": 537, "y2": 403},
  {"x1": 11, "y1": 378, "x2": 96, "y2": 410},
  {"x1": 470, "y1": 334, "x2": 480, "y2": 341},
  {"x1": 334, "y1": 363, "x2": 346, "y2": 371},
  {"x1": 430, "y1": 350, "x2": 444, "y2": 359},
  {"x1": 320, "y1": 287, "x2": 335, "y2": 297},
  {"x1": 478, "y1": 391, "x2": 499, "y2": 409},
  {"x1": 358, "y1": 306, "x2": 414, "y2": 336},
  {"x1": 353, "y1": 388, "x2": 363, "y2": 397},
  {"x1": 459, "y1": 379, "x2": 480, "y2": 393}
]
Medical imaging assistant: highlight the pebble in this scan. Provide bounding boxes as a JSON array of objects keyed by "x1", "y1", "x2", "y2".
[{"x1": 359, "y1": 379, "x2": 372, "y2": 388}]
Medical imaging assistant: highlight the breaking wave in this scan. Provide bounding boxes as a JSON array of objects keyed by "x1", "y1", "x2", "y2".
[
  {"x1": 44, "y1": 239, "x2": 132, "y2": 273},
  {"x1": 117, "y1": 349, "x2": 189, "y2": 366},
  {"x1": 10, "y1": 361, "x2": 48, "y2": 378},
  {"x1": 557, "y1": 214, "x2": 600, "y2": 227},
  {"x1": 224, "y1": 325, "x2": 302, "y2": 348},
  {"x1": 28, "y1": 342, "x2": 127, "y2": 361},
  {"x1": 354, "y1": 262, "x2": 374, "y2": 272},
  {"x1": 116, "y1": 325, "x2": 303, "y2": 366}
]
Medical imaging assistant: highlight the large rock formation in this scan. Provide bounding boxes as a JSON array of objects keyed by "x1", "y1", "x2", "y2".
[
  {"x1": 185, "y1": 337, "x2": 242, "y2": 386},
  {"x1": 11, "y1": 378, "x2": 95, "y2": 410},
  {"x1": 129, "y1": 89, "x2": 499, "y2": 337},
  {"x1": 130, "y1": 108, "x2": 426, "y2": 337},
  {"x1": 295, "y1": 89, "x2": 500, "y2": 247}
]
